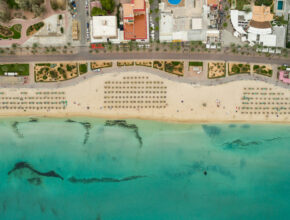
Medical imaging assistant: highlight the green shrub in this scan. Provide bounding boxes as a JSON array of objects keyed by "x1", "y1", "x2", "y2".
[{"x1": 91, "y1": 7, "x2": 107, "y2": 16}]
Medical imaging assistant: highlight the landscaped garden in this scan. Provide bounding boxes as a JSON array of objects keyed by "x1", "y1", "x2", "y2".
[
  {"x1": 228, "y1": 63, "x2": 250, "y2": 75},
  {"x1": 208, "y1": 62, "x2": 226, "y2": 79},
  {"x1": 135, "y1": 61, "x2": 152, "y2": 67},
  {"x1": 0, "y1": 24, "x2": 22, "y2": 39},
  {"x1": 117, "y1": 61, "x2": 134, "y2": 67},
  {"x1": 164, "y1": 61, "x2": 184, "y2": 76},
  {"x1": 253, "y1": 64, "x2": 273, "y2": 77},
  {"x1": 153, "y1": 61, "x2": 164, "y2": 71},
  {"x1": 26, "y1": 22, "x2": 44, "y2": 36},
  {"x1": 0, "y1": 63, "x2": 29, "y2": 76},
  {"x1": 79, "y1": 63, "x2": 88, "y2": 74},
  {"x1": 35, "y1": 63, "x2": 78, "y2": 82},
  {"x1": 90, "y1": 61, "x2": 112, "y2": 69}
]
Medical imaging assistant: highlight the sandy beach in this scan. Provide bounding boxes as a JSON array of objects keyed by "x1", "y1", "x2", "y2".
[{"x1": 0, "y1": 70, "x2": 289, "y2": 123}]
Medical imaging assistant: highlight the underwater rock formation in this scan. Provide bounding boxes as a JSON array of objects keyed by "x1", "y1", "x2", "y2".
[
  {"x1": 68, "y1": 175, "x2": 146, "y2": 184},
  {"x1": 8, "y1": 162, "x2": 63, "y2": 181},
  {"x1": 105, "y1": 120, "x2": 143, "y2": 147}
]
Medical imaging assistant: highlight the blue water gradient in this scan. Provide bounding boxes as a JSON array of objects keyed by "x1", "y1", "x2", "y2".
[{"x1": 0, "y1": 118, "x2": 289, "y2": 220}]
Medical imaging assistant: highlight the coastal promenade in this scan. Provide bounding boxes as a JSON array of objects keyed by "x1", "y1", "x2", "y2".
[
  {"x1": 0, "y1": 49, "x2": 290, "y2": 65},
  {"x1": 1, "y1": 65, "x2": 289, "y2": 90}
]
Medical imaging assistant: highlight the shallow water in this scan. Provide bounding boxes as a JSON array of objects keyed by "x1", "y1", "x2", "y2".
[{"x1": 0, "y1": 118, "x2": 289, "y2": 220}]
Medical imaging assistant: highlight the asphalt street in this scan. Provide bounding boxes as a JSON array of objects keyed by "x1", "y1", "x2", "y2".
[{"x1": 0, "y1": 49, "x2": 289, "y2": 65}]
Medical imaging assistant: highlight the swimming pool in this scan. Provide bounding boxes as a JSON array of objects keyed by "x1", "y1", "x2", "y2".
[
  {"x1": 168, "y1": 0, "x2": 181, "y2": 5},
  {"x1": 277, "y1": 1, "x2": 283, "y2": 10}
]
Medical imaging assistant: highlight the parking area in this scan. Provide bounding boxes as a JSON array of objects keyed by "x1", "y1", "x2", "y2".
[{"x1": 73, "y1": 0, "x2": 90, "y2": 45}]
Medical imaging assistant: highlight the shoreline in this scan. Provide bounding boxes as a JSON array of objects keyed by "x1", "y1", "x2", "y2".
[{"x1": 0, "y1": 113, "x2": 290, "y2": 125}]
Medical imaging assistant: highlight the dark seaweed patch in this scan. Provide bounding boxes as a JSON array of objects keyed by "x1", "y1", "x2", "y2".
[
  {"x1": 8, "y1": 162, "x2": 63, "y2": 180},
  {"x1": 223, "y1": 139, "x2": 260, "y2": 150},
  {"x1": 189, "y1": 161, "x2": 235, "y2": 179},
  {"x1": 229, "y1": 124, "x2": 236, "y2": 128},
  {"x1": 29, "y1": 118, "x2": 38, "y2": 123},
  {"x1": 11, "y1": 122, "x2": 23, "y2": 138},
  {"x1": 105, "y1": 120, "x2": 143, "y2": 147},
  {"x1": 65, "y1": 119, "x2": 92, "y2": 144},
  {"x1": 202, "y1": 125, "x2": 221, "y2": 137},
  {"x1": 166, "y1": 161, "x2": 235, "y2": 179},
  {"x1": 68, "y1": 175, "x2": 146, "y2": 184},
  {"x1": 27, "y1": 177, "x2": 42, "y2": 186},
  {"x1": 241, "y1": 124, "x2": 250, "y2": 129}
]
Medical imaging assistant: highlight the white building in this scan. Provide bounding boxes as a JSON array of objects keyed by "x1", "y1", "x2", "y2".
[
  {"x1": 230, "y1": 7, "x2": 287, "y2": 48},
  {"x1": 90, "y1": 16, "x2": 123, "y2": 43}
]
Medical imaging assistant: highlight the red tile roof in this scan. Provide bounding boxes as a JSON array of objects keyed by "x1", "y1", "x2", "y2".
[{"x1": 124, "y1": 14, "x2": 147, "y2": 40}]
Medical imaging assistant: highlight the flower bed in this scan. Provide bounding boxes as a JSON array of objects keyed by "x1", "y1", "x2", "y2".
[
  {"x1": 253, "y1": 64, "x2": 273, "y2": 77},
  {"x1": 35, "y1": 63, "x2": 78, "y2": 82},
  {"x1": 26, "y1": 22, "x2": 44, "y2": 36},
  {"x1": 228, "y1": 63, "x2": 250, "y2": 75},
  {"x1": 208, "y1": 62, "x2": 226, "y2": 79},
  {"x1": 90, "y1": 61, "x2": 112, "y2": 69}
]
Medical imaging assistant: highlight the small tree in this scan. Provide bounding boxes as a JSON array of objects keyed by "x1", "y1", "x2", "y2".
[{"x1": 100, "y1": 0, "x2": 115, "y2": 13}]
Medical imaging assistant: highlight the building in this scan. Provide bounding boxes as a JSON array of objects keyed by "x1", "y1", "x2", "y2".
[
  {"x1": 90, "y1": 16, "x2": 122, "y2": 43},
  {"x1": 279, "y1": 69, "x2": 290, "y2": 84},
  {"x1": 230, "y1": 5, "x2": 287, "y2": 48},
  {"x1": 159, "y1": 0, "x2": 209, "y2": 43},
  {"x1": 122, "y1": 0, "x2": 149, "y2": 41}
]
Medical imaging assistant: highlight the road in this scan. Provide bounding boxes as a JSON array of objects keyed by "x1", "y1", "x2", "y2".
[{"x1": 0, "y1": 49, "x2": 289, "y2": 65}]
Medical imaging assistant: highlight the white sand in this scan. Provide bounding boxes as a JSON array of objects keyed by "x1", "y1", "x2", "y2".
[{"x1": 0, "y1": 70, "x2": 289, "y2": 123}]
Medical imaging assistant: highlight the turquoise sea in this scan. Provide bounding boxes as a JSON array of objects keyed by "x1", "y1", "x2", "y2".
[{"x1": 0, "y1": 117, "x2": 289, "y2": 220}]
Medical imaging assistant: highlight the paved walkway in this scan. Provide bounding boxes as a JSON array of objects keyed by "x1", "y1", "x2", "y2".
[
  {"x1": 1, "y1": 65, "x2": 289, "y2": 90},
  {"x1": 0, "y1": 0, "x2": 66, "y2": 46}
]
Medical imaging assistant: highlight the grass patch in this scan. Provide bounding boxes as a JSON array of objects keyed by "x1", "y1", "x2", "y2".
[
  {"x1": 0, "y1": 63, "x2": 29, "y2": 76},
  {"x1": 189, "y1": 61, "x2": 203, "y2": 66},
  {"x1": 79, "y1": 63, "x2": 88, "y2": 74},
  {"x1": 0, "y1": 24, "x2": 22, "y2": 39}
]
